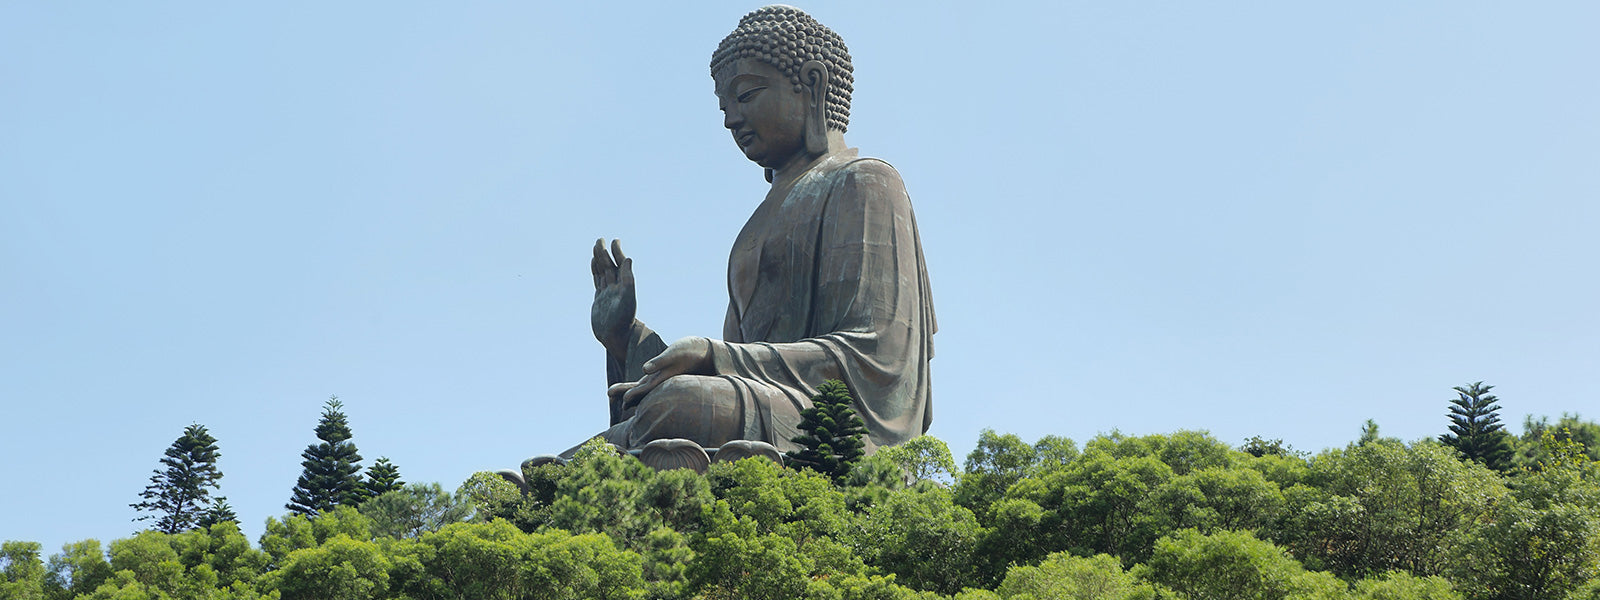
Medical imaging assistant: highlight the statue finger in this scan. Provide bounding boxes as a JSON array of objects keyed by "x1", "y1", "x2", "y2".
[
  {"x1": 608, "y1": 381, "x2": 638, "y2": 400},
  {"x1": 620, "y1": 258, "x2": 634, "y2": 285},
  {"x1": 610, "y1": 239, "x2": 627, "y2": 265},
  {"x1": 591, "y1": 240, "x2": 611, "y2": 285},
  {"x1": 594, "y1": 239, "x2": 616, "y2": 270},
  {"x1": 623, "y1": 374, "x2": 657, "y2": 406}
]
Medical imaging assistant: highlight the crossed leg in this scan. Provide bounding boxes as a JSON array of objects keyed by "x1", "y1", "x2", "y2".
[{"x1": 561, "y1": 374, "x2": 806, "y2": 458}]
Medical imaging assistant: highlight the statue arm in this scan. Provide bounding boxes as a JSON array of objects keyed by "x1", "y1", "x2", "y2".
[
  {"x1": 605, "y1": 319, "x2": 666, "y2": 425},
  {"x1": 608, "y1": 319, "x2": 668, "y2": 387}
]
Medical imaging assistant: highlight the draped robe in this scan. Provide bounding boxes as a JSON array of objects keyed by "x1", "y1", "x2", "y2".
[{"x1": 598, "y1": 149, "x2": 935, "y2": 453}]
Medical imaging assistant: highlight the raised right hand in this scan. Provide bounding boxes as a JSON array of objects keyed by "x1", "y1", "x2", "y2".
[{"x1": 591, "y1": 238, "x2": 637, "y2": 357}]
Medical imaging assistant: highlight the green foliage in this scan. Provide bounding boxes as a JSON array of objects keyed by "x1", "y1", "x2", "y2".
[
  {"x1": 1440, "y1": 382, "x2": 1515, "y2": 472},
  {"x1": 1139, "y1": 529, "x2": 1344, "y2": 600},
  {"x1": 955, "y1": 429, "x2": 1038, "y2": 520},
  {"x1": 1085, "y1": 430, "x2": 1237, "y2": 476},
  {"x1": 1145, "y1": 466, "x2": 1287, "y2": 544},
  {"x1": 547, "y1": 438, "x2": 715, "y2": 550},
  {"x1": 1242, "y1": 436, "x2": 1302, "y2": 459},
  {"x1": 860, "y1": 484, "x2": 984, "y2": 595},
  {"x1": 358, "y1": 482, "x2": 472, "y2": 539},
  {"x1": 708, "y1": 456, "x2": 851, "y2": 541},
  {"x1": 1280, "y1": 438, "x2": 1505, "y2": 579},
  {"x1": 1031, "y1": 435, "x2": 1080, "y2": 476},
  {"x1": 996, "y1": 552, "x2": 1158, "y2": 600},
  {"x1": 841, "y1": 452, "x2": 910, "y2": 510},
  {"x1": 877, "y1": 435, "x2": 959, "y2": 486},
  {"x1": 1358, "y1": 419, "x2": 1388, "y2": 446},
  {"x1": 130, "y1": 423, "x2": 224, "y2": 534},
  {"x1": 269, "y1": 535, "x2": 392, "y2": 600},
  {"x1": 24, "y1": 417, "x2": 1600, "y2": 599},
  {"x1": 1007, "y1": 443, "x2": 1175, "y2": 562},
  {"x1": 459, "y1": 470, "x2": 552, "y2": 533},
  {"x1": 197, "y1": 497, "x2": 239, "y2": 529},
  {"x1": 1239, "y1": 452, "x2": 1312, "y2": 491},
  {"x1": 1349, "y1": 571, "x2": 1463, "y2": 600},
  {"x1": 286, "y1": 396, "x2": 366, "y2": 516},
  {"x1": 686, "y1": 526, "x2": 814, "y2": 600},
  {"x1": 1515, "y1": 414, "x2": 1600, "y2": 470},
  {"x1": 1447, "y1": 431, "x2": 1600, "y2": 600},
  {"x1": 260, "y1": 505, "x2": 373, "y2": 568},
  {"x1": 44, "y1": 539, "x2": 113, "y2": 599},
  {"x1": 2, "y1": 541, "x2": 47, "y2": 600},
  {"x1": 72, "y1": 525, "x2": 273, "y2": 600},
  {"x1": 790, "y1": 380, "x2": 868, "y2": 483},
  {"x1": 363, "y1": 457, "x2": 404, "y2": 499},
  {"x1": 397, "y1": 521, "x2": 644, "y2": 599}
]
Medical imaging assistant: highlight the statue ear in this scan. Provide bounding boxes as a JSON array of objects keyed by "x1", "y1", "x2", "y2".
[{"x1": 799, "y1": 60, "x2": 830, "y2": 156}]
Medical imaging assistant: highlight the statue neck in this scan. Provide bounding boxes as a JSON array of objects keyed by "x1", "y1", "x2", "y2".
[{"x1": 766, "y1": 131, "x2": 848, "y2": 187}]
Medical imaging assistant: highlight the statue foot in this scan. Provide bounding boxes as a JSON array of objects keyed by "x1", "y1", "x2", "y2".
[
  {"x1": 713, "y1": 440, "x2": 783, "y2": 465},
  {"x1": 497, "y1": 455, "x2": 570, "y2": 495},
  {"x1": 494, "y1": 469, "x2": 528, "y2": 493},
  {"x1": 639, "y1": 438, "x2": 711, "y2": 473},
  {"x1": 522, "y1": 454, "x2": 568, "y2": 470}
]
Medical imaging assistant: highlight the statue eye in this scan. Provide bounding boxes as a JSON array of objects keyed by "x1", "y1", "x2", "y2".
[{"x1": 738, "y1": 87, "x2": 765, "y2": 103}]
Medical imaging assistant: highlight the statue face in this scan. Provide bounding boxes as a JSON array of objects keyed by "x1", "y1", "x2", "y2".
[{"x1": 714, "y1": 59, "x2": 808, "y2": 169}]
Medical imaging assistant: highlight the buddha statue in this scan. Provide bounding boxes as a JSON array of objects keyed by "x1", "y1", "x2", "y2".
[{"x1": 561, "y1": 5, "x2": 935, "y2": 465}]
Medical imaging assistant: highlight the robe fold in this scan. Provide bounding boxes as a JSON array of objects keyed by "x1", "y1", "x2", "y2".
[{"x1": 604, "y1": 149, "x2": 935, "y2": 452}]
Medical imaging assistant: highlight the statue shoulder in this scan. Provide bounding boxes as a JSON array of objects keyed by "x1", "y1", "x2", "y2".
[{"x1": 831, "y1": 155, "x2": 907, "y2": 191}]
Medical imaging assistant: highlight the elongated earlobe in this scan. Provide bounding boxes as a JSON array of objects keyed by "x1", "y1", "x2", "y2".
[{"x1": 800, "y1": 60, "x2": 829, "y2": 156}]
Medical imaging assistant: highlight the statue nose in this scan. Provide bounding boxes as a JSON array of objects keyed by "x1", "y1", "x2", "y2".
[{"x1": 723, "y1": 109, "x2": 742, "y2": 130}]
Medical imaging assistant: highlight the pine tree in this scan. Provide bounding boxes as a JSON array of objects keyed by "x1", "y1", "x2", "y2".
[
  {"x1": 131, "y1": 424, "x2": 224, "y2": 534},
  {"x1": 197, "y1": 497, "x2": 238, "y2": 528},
  {"x1": 789, "y1": 380, "x2": 867, "y2": 482},
  {"x1": 1440, "y1": 381, "x2": 1514, "y2": 472},
  {"x1": 287, "y1": 396, "x2": 365, "y2": 515},
  {"x1": 364, "y1": 457, "x2": 404, "y2": 499},
  {"x1": 1358, "y1": 419, "x2": 1382, "y2": 446}
]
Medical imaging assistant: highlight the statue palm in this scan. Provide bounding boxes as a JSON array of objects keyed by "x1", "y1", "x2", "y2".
[{"x1": 590, "y1": 238, "x2": 635, "y2": 358}]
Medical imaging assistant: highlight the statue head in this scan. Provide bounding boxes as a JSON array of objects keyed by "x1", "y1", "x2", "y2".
[{"x1": 711, "y1": 6, "x2": 854, "y2": 172}]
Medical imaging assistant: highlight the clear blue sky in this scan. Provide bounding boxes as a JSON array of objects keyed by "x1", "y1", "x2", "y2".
[{"x1": 4, "y1": 2, "x2": 1596, "y2": 554}]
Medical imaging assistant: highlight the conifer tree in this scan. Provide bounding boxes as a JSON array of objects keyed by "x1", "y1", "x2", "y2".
[
  {"x1": 287, "y1": 396, "x2": 365, "y2": 515},
  {"x1": 197, "y1": 497, "x2": 238, "y2": 528},
  {"x1": 364, "y1": 457, "x2": 404, "y2": 499},
  {"x1": 131, "y1": 424, "x2": 224, "y2": 534},
  {"x1": 1440, "y1": 381, "x2": 1514, "y2": 472},
  {"x1": 789, "y1": 380, "x2": 867, "y2": 482}
]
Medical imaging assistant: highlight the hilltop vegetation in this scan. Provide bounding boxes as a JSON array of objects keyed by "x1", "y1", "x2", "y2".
[{"x1": 5, "y1": 418, "x2": 1600, "y2": 600}]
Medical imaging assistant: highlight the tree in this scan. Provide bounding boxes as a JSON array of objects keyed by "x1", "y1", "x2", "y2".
[
  {"x1": 44, "y1": 539, "x2": 113, "y2": 599},
  {"x1": 364, "y1": 457, "x2": 403, "y2": 499},
  {"x1": 859, "y1": 485, "x2": 985, "y2": 595},
  {"x1": 1359, "y1": 419, "x2": 1383, "y2": 446},
  {"x1": 359, "y1": 483, "x2": 473, "y2": 539},
  {"x1": 1, "y1": 541, "x2": 47, "y2": 600},
  {"x1": 130, "y1": 423, "x2": 224, "y2": 534},
  {"x1": 398, "y1": 521, "x2": 645, "y2": 600},
  {"x1": 789, "y1": 380, "x2": 867, "y2": 482},
  {"x1": 1280, "y1": 439, "x2": 1505, "y2": 579},
  {"x1": 1241, "y1": 436, "x2": 1298, "y2": 458},
  {"x1": 1440, "y1": 382, "x2": 1514, "y2": 472},
  {"x1": 1449, "y1": 428, "x2": 1600, "y2": 599},
  {"x1": 287, "y1": 396, "x2": 366, "y2": 515},
  {"x1": 996, "y1": 552, "x2": 1159, "y2": 600},
  {"x1": 197, "y1": 496, "x2": 238, "y2": 528},
  {"x1": 877, "y1": 435, "x2": 958, "y2": 485},
  {"x1": 1139, "y1": 529, "x2": 1346, "y2": 600},
  {"x1": 1514, "y1": 413, "x2": 1600, "y2": 469},
  {"x1": 954, "y1": 430, "x2": 1038, "y2": 518}
]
